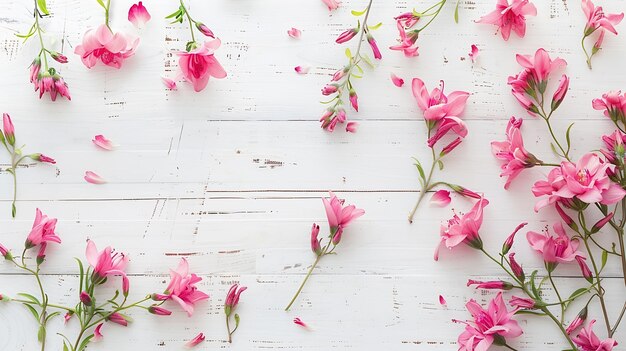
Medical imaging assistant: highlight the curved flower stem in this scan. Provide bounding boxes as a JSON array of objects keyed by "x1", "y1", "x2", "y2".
[
  {"x1": 33, "y1": 1, "x2": 49, "y2": 70},
  {"x1": 179, "y1": 0, "x2": 196, "y2": 44},
  {"x1": 503, "y1": 344, "x2": 519, "y2": 351},
  {"x1": 408, "y1": 134, "x2": 439, "y2": 223},
  {"x1": 226, "y1": 314, "x2": 232, "y2": 343},
  {"x1": 104, "y1": 0, "x2": 112, "y2": 31},
  {"x1": 416, "y1": 0, "x2": 447, "y2": 32},
  {"x1": 547, "y1": 270, "x2": 565, "y2": 324},
  {"x1": 581, "y1": 36, "x2": 592, "y2": 70},
  {"x1": 285, "y1": 250, "x2": 325, "y2": 311}
]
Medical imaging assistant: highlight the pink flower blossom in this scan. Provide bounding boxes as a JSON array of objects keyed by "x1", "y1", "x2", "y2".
[
  {"x1": 128, "y1": 2, "x2": 151, "y2": 29},
  {"x1": 601, "y1": 130, "x2": 626, "y2": 164},
  {"x1": 321, "y1": 84, "x2": 338, "y2": 95},
  {"x1": 321, "y1": 0, "x2": 340, "y2": 11},
  {"x1": 294, "y1": 66, "x2": 310, "y2": 74},
  {"x1": 435, "y1": 199, "x2": 489, "y2": 260},
  {"x1": 224, "y1": 283, "x2": 247, "y2": 314},
  {"x1": 390, "y1": 73, "x2": 404, "y2": 87},
  {"x1": 468, "y1": 45, "x2": 479, "y2": 63},
  {"x1": 63, "y1": 312, "x2": 73, "y2": 324},
  {"x1": 178, "y1": 39, "x2": 226, "y2": 92},
  {"x1": 582, "y1": 0, "x2": 624, "y2": 35},
  {"x1": 477, "y1": 0, "x2": 537, "y2": 41},
  {"x1": 551, "y1": 74, "x2": 570, "y2": 110},
  {"x1": 515, "y1": 48, "x2": 566, "y2": 84},
  {"x1": 456, "y1": 292, "x2": 523, "y2": 351},
  {"x1": 25, "y1": 209, "x2": 60, "y2": 249},
  {"x1": 149, "y1": 305, "x2": 172, "y2": 316},
  {"x1": 509, "y1": 296, "x2": 537, "y2": 309},
  {"x1": 84, "y1": 171, "x2": 106, "y2": 184},
  {"x1": 345, "y1": 121, "x2": 358, "y2": 133},
  {"x1": 92, "y1": 135, "x2": 114, "y2": 151},
  {"x1": 310, "y1": 223, "x2": 322, "y2": 255},
  {"x1": 532, "y1": 153, "x2": 626, "y2": 211},
  {"x1": 93, "y1": 323, "x2": 104, "y2": 342},
  {"x1": 576, "y1": 255, "x2": 593, "y2": 283},
  {"x1": 287, "y1": 27, "x2": 302, "y2": 39},
  {"x1": 185, "y1": 332, "x2": 205, "y2": 348},
  {"x1": 593, "y1": 91, "x2": 626, "y2": 124},
  {"x1": 74, "y1": 25, "x2": 139, "y2": 69},
  {"x1": 33, "y1": 73, "x2": 71, "y2": 101},
  {"x1": 508, "y1": 253, "x2": 525, "y2": 280},
  {"x1": 430, "y1": 190, "x2": 451, "y2": 207},
  {"x1": 389, "y1": 21, "x2": 419, "y2": 57},
  {"x1": 322, "y1": 192, "x2": 365, "y2": 245},
  {"x1": 161, "y1": 258, "x2": 209, "y2": 317},
  {"x1": 366, "y1": 34, "x2": 381, "y2": 59},
  {"x1": 572, "y1": 320, "x2": 618, "y2": 351},
  {"x1": 293, "y1": 317, "x2": 308, "y2": 328},
  {"x1": 491, "y1": 117, "x2": 539, "y2": 189},
  {"x1": 466, "y1": 279, "x2": 513, "y2": 290},
  {"x1": 349, "y1": 90, "x2": 358, "y2": 111},
  {"x1": 29, "y1": 58, "x2": 41, "y2": 85},
  {"x1": 394, "y1": 12, "x2": 420, "y2": 28},
  {"x1": 566, "y1": 307, "x2": 587, "y2": 335},
  {"x1": 85, "y1": 240, "x2": 129, "y2": 283},
  {"x1": 80, "y1": 291, "x2": 92, "y2": 306},
  {"x1": 526, "y1": 223, "x2": 583, "y2": 270},
  {"x1": 162, "y1": 77, "x2": 177, "y2": 90}
]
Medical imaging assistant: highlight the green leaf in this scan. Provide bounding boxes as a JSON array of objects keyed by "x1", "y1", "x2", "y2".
[
  {"x1": 37, "y1": 0, "x2": 49, "y2": 15},
  {"x1": 23, "y1": 303, "x2": 39, "y2": 320},
  {"x1": 78, "y1": 334, "x2": 94, "y2": 351},
  {"x1": 361, "y1": 54, "x2": 375, "y2": 68},
  {"x1": 454, "y1": 0, "x2": 460, "y2": 23},
  {"x1": 550, "y1": 143, "x2": 563, "y2": 157},
  {"x1": 437, "y1": 160, "x2": 444, "y2": 170},
  {"x1": 601, "y1": 250, "x2": 608, "y2": 270},
  {"x1": 75, "y1": 258, "x2": 85, "y2": 292},
  {"x1": 63, "y1": 341, "x2": 69, "y2": 351},
  {"x1": 515, "y1": 310, "x2": 546, "y2": 316},
  {"x1": 18, "y1": 293, "x2": 41, "y2": 304},
  {"x1": 413, "y1": 158, "x2": 426, "y2": 182},
  {"x1": 368, "y1": 22, "x2": 383, "y2": 30},
  {"x1": 96, "y1": 0, "x2": 106, "y2": 9},
  {"x1": 529, "y1": 270, "x2": 540, "y2": 297},
  {"x1": 565, "y1": 123, "x2": 574, "y2": 153},
  {"x1": 345, "y1": 48, "x2": 353, "y2": 59},
  {"x1": 234, "y1": 313, "x2": 240, "y2": 327},
  {"x1": 351, "y1": 8, "x2": 367, "y2": 16},
  {"x1": 45, "y1": 311, "x2": 61, "y2": 322},
  {"x1": 38, "y1": 325, "x2": 45, "y2": 342}
]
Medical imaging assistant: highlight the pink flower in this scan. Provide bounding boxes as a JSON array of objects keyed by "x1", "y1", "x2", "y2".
[
  {"x1": 435, "y1": 198, "x2": 489, "y2": 260},
  {"x1": 3, "y1": 113, "x2": 15, "y2": 145},
  {"x1": 185, "y1": 332, "x2": 205, "y2": 348},
  {"x1": 566, "y1": 307, "x2": 588, "y2": 334},
  {"x1": 576, "y1": 255, "x2": 593, "y2": 283},
  {"x1": 593, "y1": 91, "x2": 626, "y2": 124},
  {"x1": 456, "y1": 292, "x2": 523, "y2": 351},
  {"x1": 466, "y1": 279, "x2": 513, "y2": 290},
  {"x1": 322, "y1": 192, "x2": 365, "y2": 245},
  {"x1": 93, "y1": 323, "x2": 104, "y2": 342},
  {"x1": 551, "y1": 74, "x2": 570, "y2": 110},
  {"x1": 149, "y1": 305, "x2": 172, "y2": 316},
  {"x1": 526, "y1": 223, "x2": 583, "y2": 270},
  {"x1": 601, "y1": 130, "x2": 626, "y2": 164},
  {"x1": 468, "y1": 44, "x2": 479, "y2": 63},
  {"x1": 84, "y1": 171, "x2": 106, "y2": 184},
  {"x1": 390, "y1": 73, "x2": 404, "y2": 87},
  {"x1": 321, "y1": 84, "x2": 338, "y2": 96},
  {"x1": 572, "y1": 320, "x2": 618, "y2": 351},
  {"x1": 349, "y1": 90, "x2": 358, "y2": 111},
  {"x1": 367, "y1": 34, "x2": 381, "y2": 59},
  {"x1": 224, "y1": 283, "x2": 247, "y2": 315},
  {"x1": 0, "y1": 243, "x2": 10, "y2": 259},
  {"x1": 29, "y1": 58, "x2": 41, "y2": 84},
  {"x1": 63, "y1": 312, "x2": 73, "y2": 324},
  {"x1": 107, "y1": 312, "x2": 128, "y2": 326},
  {"x1": 74, "y1": 25, "x2": 139, "y2": 69},
  {"x1": 321, "y1": 0, "x2": 340, "y2": 11},
  {"x1": 161, "y1": 258, "x2": 209, "y2": 317},
  {"x1": 50, "y1": 52, "x2": 68, "y2": 64},
  {"x1": 345, "y1": 121, "x2": 358, "y2": 133},
  {"x1": 310, "y1": 223, "x2": 322, "y2": 255},
  {"x1": 195, "y1": 23, "x2": 214, "y2": 38},
  {"x1": 294, "y1": 66, "x2": 310, "y2": 74},
  {"x1": 509, "y1": 296, "x2": 537, "y2": 309},
  {"x1": 582, "y1": 0, "x2": 624, "y2": 35},
  {"x1": 128, "y1": 2, "x2": 151, "y2": 29},
  {"x1": 394, "y1": 12, "x2": 420, "y2": 28},
  {"x1": 287, "y1": 27, "x2": 302, "y2": 39},
  {"x1": 178, "y1": 39, "x2": 226, "y2": 92},
  {"x1": 80, "y1": 291, "x2": 92, "y2": 306},
  {"x1": 491, "y1": 117, "x2": 539, "y2": 189},
  {"x1": 162, "y1": 77, "x2": 177, "y2": 90},
  {"x1": 477, "y1": 0, "x2": 537, "y2": 40},
  {"x1": 32, "y1": 73, "x2": 72, "y2": 101},
  {"x1": 293, "y1": 317, "x2": 308, "y2": 328},
  {"x1": 532, "y1": 153, "x2": 626, "y2": 211},
  {"x1": 430, "y1": 190, "x2": 451, "y2": 207},
  {"x1": 515, "y1": 48, "x2": 566, "y2": 84},
  {"x1": 25, "y1": 209, "x2": 60, "y2": 249},
  {"x1": 336, "y1": 28, "x2": 358, "y2": 44},
  {"x1": 441, "y1": 137, "x2": 463, "y2": 156},
  {"x1": 508, "y1": 253, "x2": 525, "y2": 280},
  {"x1": 85, "y1": 240, "x2": 129, "y2": 283},
  {"x1": 502, "y1": 222, "x2": 528, "y2": 254},
  {"x1": 92, "y1": 135, "x2": 114, "y2": 151},
  {"x1": 389, "y1": 21, "x2": 419, "y2": 57}
]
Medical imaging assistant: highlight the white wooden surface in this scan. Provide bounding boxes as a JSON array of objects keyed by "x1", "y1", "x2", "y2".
[{"x1": 0, "y1": 0, "x2": 625, "y2": 349}]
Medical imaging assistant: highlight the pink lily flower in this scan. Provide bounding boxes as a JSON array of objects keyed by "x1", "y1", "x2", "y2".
[
  {"x1": 92, "y1": 135, "x2": 114, "y2": 151},
  {"x1": 74, "y1": 25, "x2": 139, "y2": 69},
  {"x1": 468, "y1": 44, "x2": 479, "y2": 63},
  {"x1": 345, "y1": 121, "x2": 358, "y2": 133},
  {"x1": 84, "y1": 171, "x2": 106, "y2": 184},
  {"x1": 466, "y1": 279, "x2": 513, "y2": 290},
  {"x1": 491, "y1": 117, "x2": 539, "y2": 189},
  {"x1": 93, "y1": 323, "x2": 104, "y2": 342},
  {"x1": 601, "y1": 130, "x2": 626, "y2": 165},
  {"x1": 390, "y1": 73, "x2": 404, "y2": 87},
  {"x1": 178, "y1": 39, "x2": 226, "y2": 92},
  {"x1": 430, "y1": 190, "x2": 451, "y2": 207},
  {"x1": 161, "y1": 258, "x2": 209, "y2": 317},
  {"x1": 526, "y1": 222, "x2": 584, "y2": 271},
  {"x1": 572, "y1": 320, "x2": 618, "y2": 351},
  {"x1": 394, "y1": 12, "x2": 420, "y2": 28},
  {"x1": 582, "y1": 0, "x2": 624, "y2": 35},
  {"x1": 566, "y1": 307, "x2": 588, "y2": 335},
  {"x1": 162, "y1": 77, "x2": 177, "y2": 90},
  {"x1": 294, "y1": 66, "x2": 310, "y2": 74},
  {"x1": 593, "y1": 91, "x2": 626, "y2": 124},
  {"x1": 224, "y1": 283, "x2": 247, "y2": 315},
  {"x1": 25, "y1": 209, "x2": 60, "y2": 249},
  {"x1": 435, "y1": 198, "x2": 489, "y2": 260},
  {"x1": 509, "y1": 296, "x2": 537, "y2": 309},
  {"x1": 389, "y1": 21, "x2": 419, "y2": 57},
  {"x1": 515, "y1": 48, "x2": 566, "y2": 84},
  {"x1": 310, "y1": 223, "x2": 322, "y2": 255},
  {"x1": 128, "y1": 2, "x2": 151, "y2": 29},
  {"x1": 287, "y1": 27, "x2": 302, "y2": 39},
  {"x1": 322, "y1": 191, "x2": 365, "y2": 245},
  {"x1": 456, "y1": 292, "x2": 523, "y2": 351},
  {"x1": 32, "y1": 73, "x2": 71, "y2": 101},
  {"x1": 476, "y1": 0, "x2": 537, "y2": 41},
  {"x1": 185, "y1": 332, "x2": 205, "y2": 348},
  {"x1": 85, "y1": 240, "x2": 129, "y2": 283}
]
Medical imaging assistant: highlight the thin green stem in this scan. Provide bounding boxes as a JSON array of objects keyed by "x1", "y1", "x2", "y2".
[
  {"x1": 416, "y1": 0, "x2": 447, "y2": 32},
  {"x1": 284, "y1": 248, "x2": 325, "y2": 311},
  {"x1": 104, "y1": 0, "x2": 112, "y2": 31},
  {"x1": 180, "y1": 0, "x2": 196, "y2": 43},
  {"x1": 408, "y1": 129, "x2": 438, "y2": 223},
  {"x1": 33, "y1": 1, "x2": 49, "y2": 70},
  {"x1": 547, "y1": 270, "x2": 565, "y2": 324},
  {"x1": 226, "y1": 313, "x2": 232, "y2": 343},
  {"x1": 581, "y1": 35, "x2": 592, "y2": 69}
]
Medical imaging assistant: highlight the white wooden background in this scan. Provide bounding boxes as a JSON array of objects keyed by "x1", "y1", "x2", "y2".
[{"x1": 0, "y1": 0, "x2": 625, "y2": 349}]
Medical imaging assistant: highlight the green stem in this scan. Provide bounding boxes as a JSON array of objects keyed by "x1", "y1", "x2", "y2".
[
  {"x1": 284, "y1": 244, "x2": 329, "y2": 311},
  {"x1": 33, "y1": 1, "x2": 49, "y2": 70},
  {"x1": 408, "y1": 132, "x2": 438, "y2": 223},
  {"x1": 547, "y1": 270, "x2": 565, "y2": 324},
  {"x1": 179, "y1": 0, "x2": 196, "y2": 43},
  {"x1": 104, "y1": 0, "x2": 112, "y2": 31},
  {"x1": 226, "y1": 314, "x2": 232, "y2": 343},
  {"x1": 416, "y1": 0, "x2": 447, "y2": 32},
  {"x1": 581, "y1": 35, "x2": 592, "y2": 70}
]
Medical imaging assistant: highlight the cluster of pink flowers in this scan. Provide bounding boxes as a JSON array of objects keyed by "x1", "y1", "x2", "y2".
[{"x1": 580, "y1": 0, "x2": 624, "y2": 68}]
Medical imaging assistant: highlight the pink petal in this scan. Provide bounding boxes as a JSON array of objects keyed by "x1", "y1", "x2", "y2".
[
  {"x1": 293, "y1": 317, "x2": 309, "y2": 328},
  {"x1": 93, "y1": 323, "x2": 104, "y2": 342},
  {"x1": 439, "y1": 295, "x2": 447, "y2": 306},
  {"x1": 287, "y1": 27, "x2": 302, "y2": 39},
  {"x1": 92, "y1": 135, "x2": 114, "y2": 151},
  {"x1": 294, "y1": 66, "x2": 310, "y2": 74},
  {"x1": 128, "y1": 2, "x2": 151, "y2": 29},
  {"x1": 162, "y1": 77, "x2": 177, "y2": 90},
  {"x1": 468, "y1": 44, "x2": 479, "y2": 63},
  {"x1": 185, "y1": 332, "x2": 205, "y2": 348},
  {"x1": 84, "y1": 171, "x2": 106, "y2": 184},
  {"x1": 346, "y1": 121, "x2": 358, "y2": 133},
  {"x1": 430, "y1": 190, "x2": 451, "y2": 207},
  {"x1": 390, "y1": 73, "x2": 405, "y2": 87}
]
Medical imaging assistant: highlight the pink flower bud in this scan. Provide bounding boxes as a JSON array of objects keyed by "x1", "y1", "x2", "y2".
[
  {"x1": 449, "y1": 184, "x2": 482, "y2": 199},
  {"x1": 367, "y1": 34, "x2": 381, "y2": 60},
  {"x1": 551, "y1": 74, "x2": 569, "y2": 110},
  {"x1": 185, "y1": 332, "x2": 205, "y2": 348},
  {"x1": 566, "y1": 306, "x2": 587, "y2": 334},
  {"x1": 512, "y1": 91, "x2": 538, "y2": 115},
  {"x1": 335, "y1": 28, "x2": 358, "y2": 44},
  {"x1": 508, "y1": 253, "x2": 525, "y2": 281},
  {"x1": 50, "y1": 52, "x2": 68, "y2": 64},
  {"x1": 122, "y1": 275, "x2": 130, "y2": 296},
  {"x1": 593, "y1": 30, "x2": 605, "y2": 53},
  {"x1": 331, "y1": 68, "x2": 348, "y2": 82},
  {"x1": 64, "y1": 311, "x2": 73, "y2": 324},
  {"x1": 151, "y1": 293, "x2": 169, "y2": 301},
  {"x1": 30, "y1": 58, "x2": 41, "y2": 83},
  {"x1": 509, "y1": 296, "x2": 537, "y2": 309},
  {"x1": 0, "y1": 244, "x2": 10, "y2": 259},
  {"x1": 502, "y1": 222, "x2": 528, "y2": 254},
  {"x1": 331, "y1": 227, "x2": 343, "y2": 245},
  {"x1": 36, "y1": 242, "x2": 47, "y2": 265},
  {"x1": 345, "y1": 121, "x2": 358, "y2": 133},
  {"x1": 3, "y1": 113, "x2": 15, "y2": 146},
  {"x1": 149, "y1": 305, "x2": 172, "y2": 316},
  {"x1": 30, "y1": 153, "x2": 56, "y2": 164},
  {"x1": 438, "y1": 295, "x2": 447, "y2": 306},
  {"x1": 321, "y1": 84, "x2": 338, "y2": 96},
  {"x1": 224, "y1": 283, "x2": 247, "y2": 315},
  {"x1": 195, "y1": 23, "x2": 215, "y2": 38},
  {"x1": 107, "y1": 312, "x2": 128, "y2": 326},
  {"x1": 336, "y1": 108, "x2": 346, "y2": 122},
  {"x1": 466, "y1": 279, "x2": 513, "y2": 290},
  {"x1": 310, "y1": 223, "x2": 322, "y2": 255},
  {"x1": 440, "y1": 137, "x2": 462, "y2": 156},
  {"x1": 349, "y1": 89, "x2": 358, "y2": 111},
  {"x1": 80, "y1": 291, "x2": 92, "y2": 306},
  {"x1": 575, "y1": 255, "x2": 593, "y2": 283},
  {"x1": 591, "y1": 212, "x2": 614, "y2": 233},
  {"x1": 555, "y1": 202, "x2": 578, "y2": 231}
]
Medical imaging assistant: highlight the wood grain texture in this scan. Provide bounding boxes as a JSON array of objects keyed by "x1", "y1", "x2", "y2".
[{"x1": 0, "y1": 0, "x2": 625, "y2": 350}]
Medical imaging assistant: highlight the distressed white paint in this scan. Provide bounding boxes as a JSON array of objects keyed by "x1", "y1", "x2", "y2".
[{"x1": 0, "y1": 0, "x2": 625, "y2": 350}]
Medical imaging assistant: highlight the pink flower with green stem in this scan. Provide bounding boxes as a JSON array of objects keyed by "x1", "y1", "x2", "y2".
[
  {"x1": 1, "y1": 113, "x2": 56, "y2": 217},
  {"x1": 580, "y1": 0, "x2": 623, "y2": 69},
  {"x1": 318, "y1": 0, "x2": 381, "y2": 133},
  {"x1": 285, "y1": 192, "x2": 364, "y2": 311},
  {"x1": 224, "y1": 283, "x2": 247, "y2": 342}
]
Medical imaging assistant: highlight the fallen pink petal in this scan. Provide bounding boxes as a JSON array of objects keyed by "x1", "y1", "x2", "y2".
[
  {"x1": 293, "y1": 317, "x2": 308, "y2": 328},
  {"x1": 287, "y1": 27, "x2": 302, "y2": 39},
  {"x1": 84, "y1": 171, "x2": 107, "y2": 184},
  {"x1": 92, "y1": 135, "x2": 114, "y2": 151},
  {"x1": 430, "y1": 190, "x2": 451, "y2": 207},
  {"x1": 185, "y1": 332, "x2": 205, "y2": 348},
  {"x1": 128, "y1": 1, "x2": 151, "y2": 29},
  {"x1": 468, "y1": 44, "x2": 479, "y2": 63},
  {"x1": 439, "y1": 295, "x2": 447, "y2": 306},
  {"x1": 294, "y1": 66, "x2": 310, "y2": 74},
  {"x1": 162, "y1": 77, "x2": 177, "y2": 90},
  {"x1": 390, "y1": 73, "x2": 404, "y2": 87}
]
